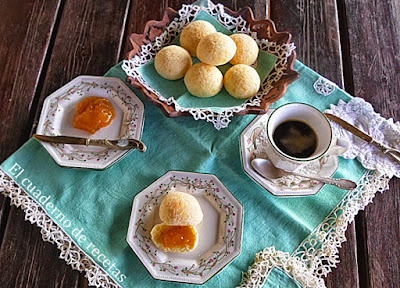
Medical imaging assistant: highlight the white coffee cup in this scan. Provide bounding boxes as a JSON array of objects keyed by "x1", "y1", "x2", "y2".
[{"x1": 264, "y1": 103, "x2": 350, "y2": 172}]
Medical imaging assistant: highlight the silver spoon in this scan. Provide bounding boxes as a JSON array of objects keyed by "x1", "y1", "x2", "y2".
[{"x1": 251, "y1": 158, "x2": 357, "y2": 190}]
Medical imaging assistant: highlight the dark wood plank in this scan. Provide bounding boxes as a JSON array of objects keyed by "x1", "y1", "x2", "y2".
[
  {"x1": 0, "y1": 0, "x2": 130, "y2": 287},
  {"x1": 0, "y1": 0, "x2": 61, "y2": 251},
  {"x1": 120, "y1": 0, "x2": 197, "y2": 61},
  {"x1": 0, "y1": 0, "x2": 62, "y2": 286},
  {"x1": 342, "y1": 0, "x2": 400, "y2": 287},
  {"x1": 271, "y1": 0, "x2": 344, "y2": 85},
  {"x1": 0, "y1": 198, "x2": 10, "y2": 245},
  {"x1": 219, "y1": 0, "x2": 268, "y2": 19},
  {"x1": 32, "y1": 0, "x2": 131, "y2": 102},
  {"x1": 362, "y1": 191, "x2": 400, "y2": 288},
  {"x1": 3, "y1": 1, "x2": 397, "y2": 288},
  {"x1": 325, "y1": 224, "x2": 359, "y2": 288},
  {"x1": 120, "y1": 0, "x2": 170, "y2": 60},
  {"x1": 0, "y1": 208, "x2": 81, "y2": 288},
  {"x1": 0, "y1": 0, "x2": 61, "y2": 163},
  {"x1": 120, "y1": 0, "x2": 268, "y2": 62},
  {"x1": 270, "y1": 1, "x2": 360, "y2": 287}
]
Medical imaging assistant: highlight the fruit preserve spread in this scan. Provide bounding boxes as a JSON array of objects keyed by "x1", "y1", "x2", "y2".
[
  {"x1": 160, "y1": 225, "x2": 197, "y2": 250},
  {"x1": 73, "y1": 96, "x2": 115, "y2": 134}
]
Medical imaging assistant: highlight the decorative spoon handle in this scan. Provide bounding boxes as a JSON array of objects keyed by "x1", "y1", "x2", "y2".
[{"x1": 293, "y1": 172, "x2": 357, "y2": 190}]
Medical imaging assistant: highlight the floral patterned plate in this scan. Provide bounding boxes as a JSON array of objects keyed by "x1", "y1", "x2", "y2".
[
  {"x1": 126, "y1": 171, "x2": 244, "y2": 284},
  {"x1": 240, "y1": 111, "x2": 339, "y2": 197},
  {"x1": 36, "y1": 76, "x2": 145, "y2": 169}
]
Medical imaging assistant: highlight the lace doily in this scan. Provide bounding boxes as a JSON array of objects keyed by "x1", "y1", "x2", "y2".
[
  {"x1": 325, "y1": 97, "x2": 400, "y2": 178},
  {"x1": 121, "y1": 0, "x2": 295, "y2": 130},
  {"x1": 313, "y1": 77, "x2": 337, "y2": 96}
]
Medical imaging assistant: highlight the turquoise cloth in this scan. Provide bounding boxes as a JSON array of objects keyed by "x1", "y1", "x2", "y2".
[
  {"x1": 0, "y1": 1, "x2": 367, "y2": 286},
  {"x1": 1, "y1": 60, "x2": 366, "y2": 288},
  {"x1": 266, "y1": 268, "x2": 302, "y2": 288}
]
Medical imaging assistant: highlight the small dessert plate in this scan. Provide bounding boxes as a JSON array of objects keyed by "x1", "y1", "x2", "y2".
[
  {"x1": 240, "y1": 112, "x2": 339, "y2": 197},
  {"x1": 127, "y1": 171, "x2": 244, "y2": 284},
  {"x1": 36, "y1": 75, "x2": 145, "y2": 169}
]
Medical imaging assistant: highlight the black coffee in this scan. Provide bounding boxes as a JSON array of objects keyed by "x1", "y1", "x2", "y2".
[{"x1": 272, "y1": 120, "x2": 317, "y2": 158}]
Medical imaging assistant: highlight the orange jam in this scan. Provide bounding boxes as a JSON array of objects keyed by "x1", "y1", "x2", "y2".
[
  {"x1": 161, "y1": 225, "x2": 197, "y2": 250},
  {"x1": 73, "y1": 96, "x2": 116, "y2": 134}
]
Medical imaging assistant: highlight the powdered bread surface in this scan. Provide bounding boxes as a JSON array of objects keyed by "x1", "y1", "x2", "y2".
[
  {"x1": 180, "y1": 20, "x2": 217, "y2": 56},
  {"x1": 159, "y1": 191, "x2": 203, "y2": 225}
]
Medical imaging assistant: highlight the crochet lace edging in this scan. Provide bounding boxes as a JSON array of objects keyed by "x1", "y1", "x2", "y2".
[
  {"x1": 0, "y1": 169, "x2": 122, "y2": 288},
  {"x1": 0, "y1": 167, "x2": 391, "y2": 288},
  {"x1": 239, "y1": 170, "x2": 390, "y2": 288},
  {"x1": 238, "y1": 246, "x2": 326, "y2": 288}
]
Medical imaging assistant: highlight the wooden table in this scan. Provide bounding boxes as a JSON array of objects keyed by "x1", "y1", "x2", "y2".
[{"x1": 0, "y1": 1, "x2": 398, "y2": 287}]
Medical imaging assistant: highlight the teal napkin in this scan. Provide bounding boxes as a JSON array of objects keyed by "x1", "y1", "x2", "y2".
[{"x1": 1, "y1": 60, "x2": 366, "y2": 288}]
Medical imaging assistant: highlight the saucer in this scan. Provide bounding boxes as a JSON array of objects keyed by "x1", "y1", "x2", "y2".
[
  {"x1": 240, "y1": 112, "x2": 339, "y2": 197},
  {"x1": 126, "y1": 171, "x2": 244, "y2": 284}
]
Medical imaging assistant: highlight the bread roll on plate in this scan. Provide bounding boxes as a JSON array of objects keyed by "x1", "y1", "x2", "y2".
[
  {"x1": 159, "y1": 191, "x2": 203, "y2": 226},
  {"x1": 151, "y1": 224, "x2": 199, "y2": 252}
]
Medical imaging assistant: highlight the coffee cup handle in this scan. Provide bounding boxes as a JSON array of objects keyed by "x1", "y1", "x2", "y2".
[
  {"x1": 319, "y1": 138, "x2": 351, "y2": 166},
  {"x1": 327, "y1": 138, "x2": 351, "y2": 156}
]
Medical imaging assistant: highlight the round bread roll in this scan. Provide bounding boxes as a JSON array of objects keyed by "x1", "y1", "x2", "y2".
[
  {"x1": 196, "y1": 32, "x2": 237, "y2": 66},
  {"x1": 229, "y1": 33, "x2": 259, "y2": 65},
  {"x1": 154, "y1": 45, "x2": 193, "y2": 80},
  {"x1": 184, "y1": 63, "x2": 223, "y2": 97},
  {"x1": 180, "y1": 20, "x2": 217, "y2": 56},
  {"x1": 151, "y1": 224, "x2": 198, "y2": 252},
  {"x1": 159, "y1": 191, "x2": 203, "y2": 226},
  {"x1": 224, "y1": 64, "x2": 261, "y2": 99}
]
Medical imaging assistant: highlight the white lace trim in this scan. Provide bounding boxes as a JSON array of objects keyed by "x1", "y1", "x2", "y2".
[
  {"x1": 0, "y1": 169, "x2": 121, "y2": 288},
  {"x1": 238, "y1": 246, "x2": 326, "y2": 288},
  {"x1": 313, "y1": 77, "x2": 337, "y2": 96},
  {"x1": 0, "y1": 159, "x2": 392, "y2": 288},
  {"x1": 292, "y1": 170, "x2": 390, "y2": 276},
  {"x1": 326, "y1": 97, "x2": 400, "y2": 178},
  {"x1": 121, "y1": 0, "x2": 295, "y2": 130},
  {"x1": 239, "y1": 170, "x2": 390, "y2": 287}
]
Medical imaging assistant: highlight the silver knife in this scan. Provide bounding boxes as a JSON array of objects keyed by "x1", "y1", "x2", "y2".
[
  {"x1": 33, "y1": 134, "x2": 147, "y2": 152},
  {"x1": 325, "y1": 113, "x2": 400, "y2": 164}
]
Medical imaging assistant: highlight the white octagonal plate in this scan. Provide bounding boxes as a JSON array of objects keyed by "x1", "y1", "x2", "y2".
[
  {"x1": 36, "y1": 76, "x2": 145, "y2": 169},
  {"x1": 240, "y1": 111, "x2": 339, "y2": 197},
  {"x1": 127, "y1": 171, "x2": 243, "y2": 284}
]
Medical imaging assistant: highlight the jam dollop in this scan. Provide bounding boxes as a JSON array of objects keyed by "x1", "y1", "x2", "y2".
[
  {"x1": 160, "y1": 225, "x2": 197, "y2": 250},
  {"x1": 73, "y1": 96, "x2": 116, "y2": 134}
]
